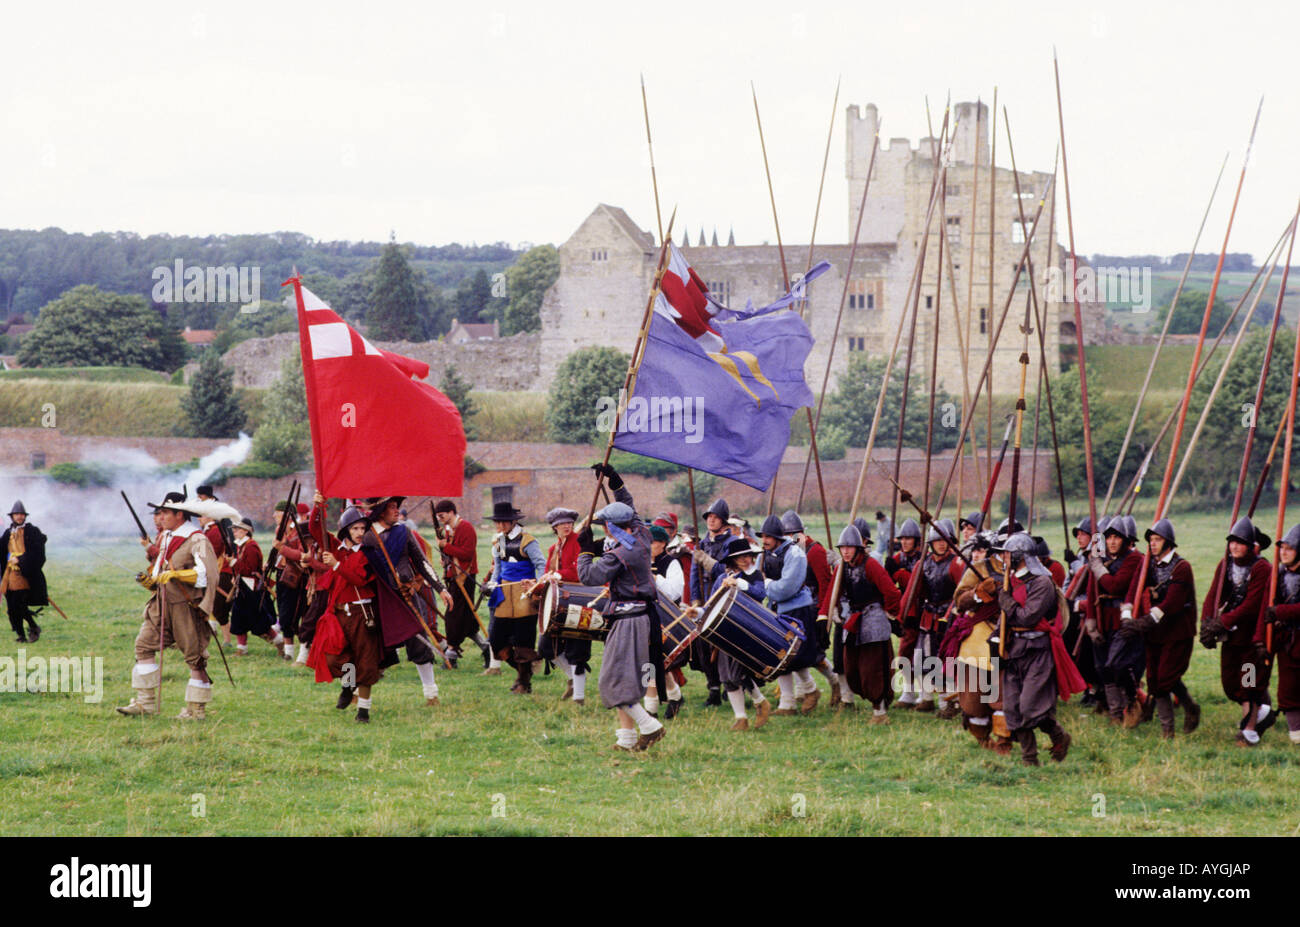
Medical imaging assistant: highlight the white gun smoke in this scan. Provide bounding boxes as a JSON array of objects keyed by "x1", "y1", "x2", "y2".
[{"x1": 0, "y1": 434, "x2": 252, "y2": 547}]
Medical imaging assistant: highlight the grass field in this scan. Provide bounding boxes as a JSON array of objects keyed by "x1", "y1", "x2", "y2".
[{"x1": 4, "y1": 510, "x2": 1300, "y2": 836}]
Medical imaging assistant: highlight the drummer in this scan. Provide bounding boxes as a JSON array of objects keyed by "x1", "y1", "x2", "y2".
[
  {"x1": 537, "y1": 507, "x2": 592, "y2": 705},
  {"x1": 759, "y1": 515, "x2": 820, "y2": 716},
  {"x1": 485, "y1": 501, "x2": 546, "y2": 695},
  {"x1": 704, "y1": 535, "x2": 774, "y2": 731},
  {"x1": 576, "y1": 463, "x2": 667, "y2": 752},
  {"x1": 818, "y1": 524, "x2": 900, "y2": 723},
  {"x1": 646, "y1": 525, "x2": 686, "y2": 719}
]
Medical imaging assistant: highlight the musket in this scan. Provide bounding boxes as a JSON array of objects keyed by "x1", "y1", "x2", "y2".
[
  {"x1": 194, "y1": 603, "x2": 235, "y2": 686},
  {"x1": 122, "y1": 491, "x2": 149, "y2": 540},
  {"x1": 257, "y1": 480, "x2": 299, "y2": 615}
]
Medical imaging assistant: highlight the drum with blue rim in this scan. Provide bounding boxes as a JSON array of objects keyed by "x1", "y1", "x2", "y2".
[{"x1": 698, "y1": 585, "x2": 804, "y2": 683}]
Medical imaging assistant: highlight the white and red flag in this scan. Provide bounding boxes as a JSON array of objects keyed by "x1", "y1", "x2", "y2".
[{"x1": 285, "y1": 274, "x2": 465, "y2": 497}]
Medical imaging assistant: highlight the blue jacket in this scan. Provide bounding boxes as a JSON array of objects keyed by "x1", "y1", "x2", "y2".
[{"x1": 761, "y1": 539, "x2": 812, "y2": 614}]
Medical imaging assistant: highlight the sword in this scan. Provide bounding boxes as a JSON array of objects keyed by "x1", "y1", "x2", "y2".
[
  {"x1": 194, "y1": 604, "x2": 235, "y2": 686},
  {"x1": 42, "y1": 594, "x2": 71, "y2": 621}
]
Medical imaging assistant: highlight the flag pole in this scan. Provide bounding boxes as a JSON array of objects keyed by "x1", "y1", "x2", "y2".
[
  {"x1": 585, "y1": 209, "x2": 677, "y2": 527},
  {"x1": 985, "y1": 87, "x2": 998, "y2": 482}
]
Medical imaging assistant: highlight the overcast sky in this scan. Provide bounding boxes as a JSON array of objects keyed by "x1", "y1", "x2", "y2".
[{"x1": 2, "y1": 0, "x2": 1296, "y2": 263}]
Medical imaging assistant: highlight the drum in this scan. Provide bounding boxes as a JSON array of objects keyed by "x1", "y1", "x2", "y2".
[
  {"x1": 698, "y1": 585, "x2": 804, "y2": 683},
  {"x1": 656, "y1": 592, "x2": 696, "y2": 668},
  {"x1": 541, "y1": 581, "x2": 612, "y2": 641}
]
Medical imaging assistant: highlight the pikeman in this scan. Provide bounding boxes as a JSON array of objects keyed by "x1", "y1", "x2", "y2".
[
  {"x1": 688, "y1": 497, "x2": 733, "y2": 707},
  {"x1": 116, "y1": 491, "x2": 219, "y2": 719},
  {"x1": 1064, "y1": 516, "x2": 1103, "y2": 710},
  {"x1": 995, "y1": 533, "x2": 1077, "y2": 766},
  {"x1": 363, "y1": 496, "x2": 454, "y2": 707},
  {"x1": 958, "y1": 511, "x2": 984, "y2": 551},
  {"x1": 576, "y1": 463, "x2": 666, "y2": 752},
  {"x1": 228, "y1": 517, "x2": 284, "y2": 657},
  {"x1": 485, "y1": 500, "x2": 546, "y2": 693},
  {"x1": 887, "y1": 517, "x2": 924, "y2": 708},
  {"x1": 910, "y1": 519, "x2": 965, "y2": 717},
  {"x1": 1201, "y1": 516, "x2": 1274, "y2": 746},
  {"x1": 1122, "y1": 518, "x2": 1200, "y2": 739},
  {"x1": 538, "y1": 506, "x2": 593, "y2": 705},
  {"x1": 307, "y1": 506, "x2": 386, "y2": 723},
  {"x1": 1084, "y1": 515, "x2": 1145, "y2": 727},
  {"x1": 944, "y1": 532, "x2": 1012, "y2": 752},
  {"x1": 1034, "y1": 537, "x2": 1067, "y2": 588},
  {"x1": 1268, "y1": 525, "x2": 1300, "y2": 744},
  {"x1": 759, "y1": 514, "x2": 819, "y2": 716},
  {"x1": 434, "y1": 500, "x2": 492, "y2": 670},
  {"x1": 704, "y1": 535, "x2": 773, "y2": 731},
  {"x1": 782, "y1": 510, "x2": 839, "y2": 706},
  {"x1": 827, "y1": 519, "x2": 871, "y2": 710},
  {"x1": 269, "y1": 504, "x2": 311, "y2": 662},
  {"x1": 819, "y1": 524, "x2": 900, "y2": 723},
  {"x1": 2, "y1": 501, "x2": 46, "y2": 643},
  {"x1": 647, "y1": 524, "x2": 686, "y2": 719}
]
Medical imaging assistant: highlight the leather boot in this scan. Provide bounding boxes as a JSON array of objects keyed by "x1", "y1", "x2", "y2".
[
  {"x1": 177, "y1": 681, "x2": 213, "y2": 720},
  {"x1": 336, "y1": 685, "x2": 356, "y2": 709},
  {"x1": 1182, "y1": 693, "x2": 1201, "y2": 733},
  {"x1": 1155, "y1": 695, "x2": 1176, "y2": 739},
  {"x1": 1015, "y1": 728, "x2": 1039, "y2": 766},
  {"x1": 1105, "y1": 684, "x2": 1127, "y2": 724},
  {"x1": 515, "y1": 660, "x2": 533, "y2": 694},
  {"x1": 116, "y1": 665, "x2": 161, "y2": 716},
  {"x1": 1041, "y1": 719, "x2": 1070, "y2": 761}
]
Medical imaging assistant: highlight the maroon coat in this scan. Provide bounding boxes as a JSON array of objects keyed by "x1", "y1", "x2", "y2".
[
  {"x1": 1093, "y1": 547, "x2": 1141, "y2": 633},
  {"x1": 1203, "y1": 556, "x2": 1270, "y2": 646}
]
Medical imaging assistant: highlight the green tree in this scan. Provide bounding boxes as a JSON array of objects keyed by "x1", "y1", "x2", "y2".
[
  {"x1": 502, "y1": 244, "x2": 559, "y2": 335},
  {"x1": 18, "y1": 284, "x2": 187, "y2": 371},
  {"x1": 546, "y1": 345, "x2": 629, "y2": 444},
  {"x1": 668, "y1": 472, "x2": 717, "y2": 514},
  {"x1": 1053, "y1": 361, "x2": 1126, "y2": 497},
  {"x1": 439, "y1": 364, "x2": 478, "y2": 441},
  {"x1": 1154, "y1": 288, "x2": 1231, "y2": 336},
  {"x1": 182, "y1": 350, "x2": 246, "y2": 438},
  {"x1": 367, "y1": 239, "x2": 423, "y2": 341},
  {"x1": 1176, "y1": 327, "x2": 1297, "y2": 504},
  {"x1": 454, "y1": 269, "x2": 495, "y2": 325},
  {"x1": 251, "y1": 348, "x2": 311, "y2": 469},
  {"x1": 822, "y1": 354, "x2": 960, "y2": 451}
]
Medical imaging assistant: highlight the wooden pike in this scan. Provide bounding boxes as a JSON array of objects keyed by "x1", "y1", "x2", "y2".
[
  {"x1": 1128, "y1": 96, "x2": 1265, "y2": 614},
  {"x1": 986, "y1": 87, "x2": 998, "y2": 481},
  {"x1": 1100, "y1": 153, "x2": 1230, "y2": 514},
  {"x1": 1166, "y1": 218, "x2": 1291, "y2": 508},
  {"x1": 1268, "y1": 245, "x2": 1300, "y2": 654},
  {"x1": 959, "y1": 97, "x2": 983, "y2": 516},
  {"x1": 818, "y1": 123, "x2": 957, "y2": 621}
]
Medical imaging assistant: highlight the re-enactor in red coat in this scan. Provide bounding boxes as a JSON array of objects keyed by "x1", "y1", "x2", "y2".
[
  {"x1": 1201, "y1": 517, "x2": 1274, "y2": 746},
  {"x1": 308, "y1": 505, "x2": 386, "y2": 723},
  {"x1": 1122, "y1": 519, "x2": 1200, "y2": 738},
  {"x1": 1268, "y1": 524, "x2": 1300, "y2": 742}
]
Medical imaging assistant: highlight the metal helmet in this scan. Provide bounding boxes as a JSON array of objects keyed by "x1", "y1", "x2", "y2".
[
  {"x1": 958, "y1": 511, "x2": 984, "y2": 531},
  {"x1": 1033, "y1": 536, "x2": 1051, "y2": 559},
  {"x1": 337, "y1": 506, "x2": 367, "y2": 540},
  {"x1": 1144, "y1": 518, "x2": 1176, "y2": 547},
  {"x1": 928, "y1": 518, "x2": 956, "y2": 545},
  {"x1": 1122, "y1": 515, "x2": 1139, "y2": 543},
  {"x1": 852, "y1": 517, "x2": 873, "y2": 542},
  {"x1": 1227, "y1": 516, "x2": 1255, "y2": 546},
  {"x1": 1004, "y1": 532, "x2": 1037, "y2": 557},
  {"x1": 1074, "y1": 515, "x2": 1093, "y2": 536},
  {"x1": 760, "y1": 514, "x2": 787, "y2": 539},
  {"x1": 996, "y1": 517, "x2": 1025, "y2": 538},
  {"x1": 704, "y1": 498, "x2": 730, "y2": 522},
  {"x1": 780, "y1": 510, "x2": 804, "y2": 535},
  {"x1": 837, "y1": 524, "x2": 864, "y2": 548},
  {"x1": 1256, "y1": 527, "x2": 1272, "y2": 552},
  {"x1": 1282, "y1": 524, "x2": 1300, "y2": 551},
  {"x1": 1103, "y1": 518, "x2": 1128, "y2": 541},
  {"x1": 897, "y1": 518, "x2": 922, "y2": 540}
]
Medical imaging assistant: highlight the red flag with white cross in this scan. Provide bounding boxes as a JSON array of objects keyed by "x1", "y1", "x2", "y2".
[{"x1": 285, "y1": 274, "x2": 464, "y2": 497}]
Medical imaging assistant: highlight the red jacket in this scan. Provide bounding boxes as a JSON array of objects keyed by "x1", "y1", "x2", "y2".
[
  {"x1": 1092, "y1": 547, "x2": 1141, "y2": 633},
  {"x1": 547, "y1": 533, "x2": 581, "y2": 583},
  {"x1": 819, "y1": 553, "x2": 901, "y2": 617},
  {"x1": 440, "y1": 519, "x2": 478, "y2": 577},
  {"x1": 326, "y1": 547, "x2": 375, "y2": 609},
  {"x1": 231, "y1": 538, "x2": 263, "y2": 580}
]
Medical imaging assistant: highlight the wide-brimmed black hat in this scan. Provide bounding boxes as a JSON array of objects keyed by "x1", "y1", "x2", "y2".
[
  {"x1": 147, "y1": 490, "x2": 199, "y2": 516},
  {"x1": 491, "y1": 501, "x2": 524, "y2": 522},
  {"x1": 723, "y1": 536, "x2": 761, "y2": 561}
]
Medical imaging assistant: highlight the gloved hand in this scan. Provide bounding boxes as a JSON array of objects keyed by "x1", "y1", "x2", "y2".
[
  {"x1": 1252, "y1": 640, "x2": 1270, "y2": 664},
  {"x1": 1198, "y1": 624, "x2": 1218, "y2": 649},
  {"x1": 590, "y1": 462, "x2": 624, "y2": 491},
  {"x1": 1133, "y1": 613, "x2": 1157, "y2": 634},
  {"x1": 208, "y1": 617, "x2": 221, "y2": 633},
  {"x1": 136, "y1": 572, "x2": 158, "y2": 590},
  {"x1": 974, "y1": 577, "x2": 999, "y2": 604},
  {"x1": 1083, "y1": 618, "x2": 1104, "y2": 645},
  {"x1": 1149, "y1": 606, "x2": 1164, "y2": 624},
  {"x1": 691, "y1": 547, "x2": 717, "y2": 572},
  {"x1": 577, "y1": 527, "x2": 602, "y2": 556},
  {"x1": 1088, "y1": 555, "x2": 1108, "y2": 580},
  {"x1": 1116, "y1": 619, "x2": 1140, "y2": 640},
  {"x1": 1201, "y1": 613, "x2": 1227, "y2": 639}
]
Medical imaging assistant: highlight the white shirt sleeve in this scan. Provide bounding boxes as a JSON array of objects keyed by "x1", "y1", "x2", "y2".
[
  {"x1": 193, "y1": 544, "x2": 208, "y2": 589},
  {"x1": 655, "y1": 559, "x2": 684, "y2": 602}
]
